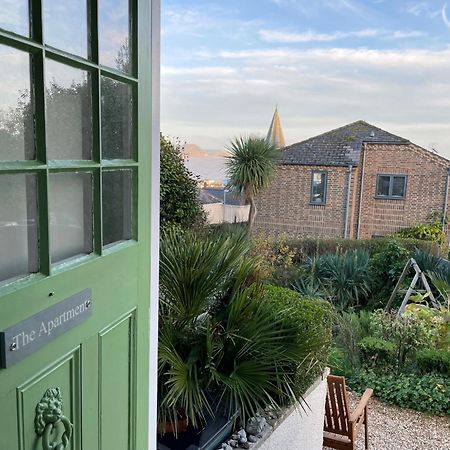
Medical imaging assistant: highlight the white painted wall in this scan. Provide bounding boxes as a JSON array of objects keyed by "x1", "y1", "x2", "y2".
[
  {"x1": 203, "y1": 203, "x2": 250, "y2": 224},
  {"x1": 257, "y1": 369, "x2": 329, "y2": 450}
]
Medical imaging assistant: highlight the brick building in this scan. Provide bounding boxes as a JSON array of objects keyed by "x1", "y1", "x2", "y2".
[{"x1": 255, "y1": 120, "x2": 450, "y2": 239}]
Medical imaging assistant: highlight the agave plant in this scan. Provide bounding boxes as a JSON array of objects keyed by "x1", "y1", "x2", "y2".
[{"x1": 158, "y1": 229, "x2": 320, "y2": 433}]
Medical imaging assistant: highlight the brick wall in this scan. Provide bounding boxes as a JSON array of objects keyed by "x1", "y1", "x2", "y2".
[
  {"x1": 255, "y1": 164, "x2": 356, "y2": 238},
  {"x1": 357, "y1": 143, "x2": 450, "y2": 239},
  {"x1": 255, "y1": 143, "x2": 450, "y2": 240}
]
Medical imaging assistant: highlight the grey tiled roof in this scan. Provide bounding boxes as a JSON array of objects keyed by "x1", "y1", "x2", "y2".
[{"x1": 280, "y1": 120, "x2": 409, "y2": 167}]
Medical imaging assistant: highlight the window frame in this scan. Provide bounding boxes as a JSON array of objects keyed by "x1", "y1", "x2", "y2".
[
  {"x1": 0, "y1": 0, "x2": 138, "y2": 286},
  {"x1": 310, "y1": 170, "x2": 328, "y2": 205},
  {"x1": 375, "y1": 174, "x2": 407, "y2": 200}
]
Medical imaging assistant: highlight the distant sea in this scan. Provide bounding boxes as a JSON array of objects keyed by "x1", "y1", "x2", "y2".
[{"x1": 185, "y1": 156, "x2": 227, "y2": 183}]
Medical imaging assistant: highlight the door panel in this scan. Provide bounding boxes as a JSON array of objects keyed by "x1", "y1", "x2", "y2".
[
  {"x1": 17, "y1": 348, "x2": 81, "y2": 450},
  {"x1": 99, "y1": 312, "x2": 136, "y2": 450},
  {"x1": 0, "y1": 1, "x2": 153, "y2": 449}
]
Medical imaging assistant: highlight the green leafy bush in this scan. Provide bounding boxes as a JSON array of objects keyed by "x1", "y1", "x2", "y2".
[
  {"x1": 416, "y1": 349, "x2": 450, "y2": 375},
  {"x1": 358, "y1": 337, "x2": 395, "y2": 369},
  {"x1": 404, "y1": 304, "x2": 450, "y2": 350},
  {"x1": 395, "y1": 220, "x2": 446, "y2": 245},
  {"x1": 348, "y1": 370, "x2": 450, "y2": 415},
  {"x1": 371, "y1": 310, "x2": 430, "y2": 370},
  {"x1": 262, "y1": 285, "x2": 333, "y2": 394},
  {"x1": 160, "y1": 135, "x2": 205, "y2": 231}
]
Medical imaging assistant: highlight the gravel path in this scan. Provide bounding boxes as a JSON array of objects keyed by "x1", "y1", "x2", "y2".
[{"x1": 324, "y1": 392, "x2": 450, "y2": 450}]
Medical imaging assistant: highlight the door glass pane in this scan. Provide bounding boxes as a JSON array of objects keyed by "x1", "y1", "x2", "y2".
[
  {"x1": 102, "y1": 170, "x2": 132, "y2": 246},
  {"x1": 377, "y1": 175, "x2": 390, "y2": 196},
  {"x1": 0, "y1": 1, "x2": 29, "y2": 36},
  {"x1": 43, "y1": 0, "x2": 88, "y2": 58},
  {"x1": 392, "y1": 176, "x2": 406, "y2": 197},
  {"x1": 0, "y1": 174, "x2": 38, "y2": 283},
  {"x1": 101, "y1": 77, "x2": 132, "y2": 159},
  {"x1": 46, "y1": 60, "x2": 92, "y2": 160},
  {"x1": 0, "y1": 45, "x2": 34, "y2": 160},
  {"x1": 49, "y1": 172, "x2": 93, "y2": 264},
  {"x1": 99, "y1": 0, "x2": 131, "y2": 73}
]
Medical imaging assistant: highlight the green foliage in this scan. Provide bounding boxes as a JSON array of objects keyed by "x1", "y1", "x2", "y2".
[
  {"x1": 306, "y1": 249, "x2": 371, "y2": 308},
  {"x1": 332, "y1": 310, "x2": 373, "y2": 370},
  {"x1": 160, "y1": 135, "x2": 205, "y2": 231},
  {"x1": 369, "y1": 239, "x2": 409, "y2": 308},
  {"x1": 395, "y1": 220, "x2": 446, "y2": 245},
  {"x1": 348, "y1": 370, "x2": 450, "y2": 415},
  {"x1": 276, "y1": 237, "x2": 440, "y2": 264},
  {"x1": 414, "y1": 249, "x2": 442, "y2": 274},
  {"x1": 404, "y1": 304, "x2": 450, "y2": 350},
  {"x1": 371, "y1": 310, "x2": 430, "y2": 370},
  {"x1": 358, "y1": 337, "x2": 396, "y2": 370},
  {"x1": 251, "y1": 234, "x2": 298, "y2": 287},
  {"x1": 416, "y1": 349, "x2": 450, "y2": 375},
  {"x1": 261, "y1": 285, "x2": 333, "y2": 394},
  {"x1": 226, "y1": 136, "x2": 279, "y2": 228},
  {"x1": 158, "y1": 231, "x2": 327, "y2": 433}
]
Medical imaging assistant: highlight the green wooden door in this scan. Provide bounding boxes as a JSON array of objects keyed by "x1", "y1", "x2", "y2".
[{"x1": 0, "y1": 1, "x2": 155, "y2": 449}]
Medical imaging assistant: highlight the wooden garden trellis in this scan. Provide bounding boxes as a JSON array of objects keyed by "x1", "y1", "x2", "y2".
[{"x1": 385, "y1": 258, "x2": 439, "y2": 316}]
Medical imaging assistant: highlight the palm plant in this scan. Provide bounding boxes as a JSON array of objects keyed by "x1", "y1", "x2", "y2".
[
  {"x1": 226, "y1": 136, "x2": 279, "y2": 229},
  {"x1": 158, "y1": 229, "x2": 323, "y2": 433}
]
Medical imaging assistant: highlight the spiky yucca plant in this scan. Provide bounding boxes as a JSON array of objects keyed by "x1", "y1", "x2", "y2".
[{"x1": 226, "y1": 136, "x2": 279, "y2": 229}]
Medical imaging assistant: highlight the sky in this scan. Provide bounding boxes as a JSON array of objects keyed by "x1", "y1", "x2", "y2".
[{"x1": 161, "y1": 0, "x2": 450, "y2": 158}]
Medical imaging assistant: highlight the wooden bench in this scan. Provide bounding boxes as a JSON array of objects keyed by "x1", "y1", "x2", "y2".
[{"x1": 323, "y1": 375, "x2": 373, "y2": 450}]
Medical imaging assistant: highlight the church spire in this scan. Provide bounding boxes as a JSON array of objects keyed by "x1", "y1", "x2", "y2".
[{"x1": 266, "y1": 106, "x2": 286, "y2": 148}]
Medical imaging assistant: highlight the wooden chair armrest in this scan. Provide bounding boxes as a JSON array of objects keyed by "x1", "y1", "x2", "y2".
[{"x1": 349, "y1": 388, "x2": 373, "y2": 423}]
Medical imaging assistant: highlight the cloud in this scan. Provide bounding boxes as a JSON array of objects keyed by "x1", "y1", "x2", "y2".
[
  {"x1": 259, "y1": 29, "x2": 382, "y2": 43},
  {"x1": 259, "y1": 28, "x2": 426, "y2": 43},
  {"x1": 407, "y1": 2, "x2": 441, "y2": 18},
  {"x1": 270, "y1": 0, "x2": 361, "y2": 14},
  {"x1": 162, "y1": 66, "x2": 237, "y2": 77},
  {"x1": 443, "y1": 4, "x2": 450, "y2": 30}
]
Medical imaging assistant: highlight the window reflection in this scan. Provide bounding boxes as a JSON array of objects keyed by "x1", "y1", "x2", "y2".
[
  {"x1": 0, "y1": 0, "x2": 28, "y2": 36},
  {"x1": 44, "y1": 0, "x2": 88, "y2": 58},
  {"x1": 101, "y1": 76, "x2": 133, "y2": 159},
  {"x1": 49, "y1": 172, "x2": 93, "y2": 263},
  {"x1": 0, "y1": 174, "x2": 38, "y2": 283},
  {"x1": 46, "y1": 59, "x2": 92, "y2": 160},
  {"x1": 99, "y1": 0, "x2": 131, "y2": 73},
  {"x1": 102, "y1": 170, "x2": 132, "y2": 246},
  {"x1": 0, "y1": 45, "x2": 34, "y2": 161}
]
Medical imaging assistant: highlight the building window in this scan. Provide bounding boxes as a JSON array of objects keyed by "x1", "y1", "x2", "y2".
[
  {"x1": 310, "y1": 171, "x2": 327, "y2": 204},
  {"x1": 376, "y1": 174, "x2": 407, "y2": 199}
]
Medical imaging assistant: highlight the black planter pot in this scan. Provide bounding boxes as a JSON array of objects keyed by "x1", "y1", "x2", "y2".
[{"x1": 157, "y1": 409, "x2": 239, "y2": 450}]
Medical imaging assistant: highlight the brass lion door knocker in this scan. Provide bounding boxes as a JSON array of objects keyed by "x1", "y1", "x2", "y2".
[{"x1": 35, "y1": 388, "x2": 73, "y2": 450}]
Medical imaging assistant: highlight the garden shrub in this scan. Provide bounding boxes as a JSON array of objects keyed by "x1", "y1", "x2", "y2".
[
  {"x1": 371, "y1": 310, "x2": 430, "y2": 371},
  {"x1": 404, "y1": 304, "x2": 450, "y2": 350},
  {"x1": 368, "y1": 239, "x2": 409, "y2": 309},
  {"x1": 332, "y1": 310, "x2": 373, "y2": 371},
  {"x1": 251, "y1": 234, "x2": 298, "y2": 287},
  {"x1": 277, "y1": 237, "x2": 441, "y2": 263},
  {"x1": 416, "y1": 349, "x2": 450, "y2": 375},
  {"x1": 395, "y1": 219, "x2": 447, "y2": 246},
  {"x1": 358, "y1": 337, "x2": 395, "y2": 370},
  {"x1": 348, "y1": 370, "x2": 450, "y2": 415},
  {"x1": 262, "y1": 285, "x2": 333, "y2": 395},
  {"x1": 304, "y1": 249, "x2": 372, "y2": 309}
]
